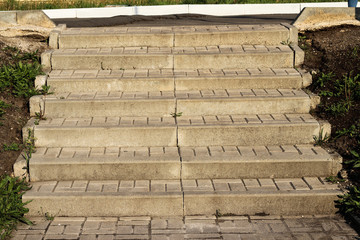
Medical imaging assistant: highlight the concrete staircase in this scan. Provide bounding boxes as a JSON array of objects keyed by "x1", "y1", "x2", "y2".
[{"x1": 22, "y1": 23, "x2": 342, "y2": 217}]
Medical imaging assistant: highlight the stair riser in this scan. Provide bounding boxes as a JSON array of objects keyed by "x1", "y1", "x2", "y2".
[
  {"x1": 48, "y1": 76, "x2": 304, "y2": 93},
  {"x1": 59, "y1": 34, "x2": 174, "y2": 48},
  {"x1": 24, "y1": 195, "x2": 183, "y2": 217},
  {"x1": 44, "y1": 99, "x2": 175, "y2": 117},
  {"x1": 177, "y1": 98, "x2": 311, "y2": 115},
  {"x1": 176, "y1": 76, "x2": 304, "y2": 90},
  {"x1": 178, "y1": 124, "x2": 321, "y2": 146},
  {"x1": 51, "y1": 52, "x2": 293, "y2": 70},
  {"x1": 174, "y1": 53, "x2": 293, "y2": 69},
  {"x1": 51, "y1": 55, "x2": 173, "y2": 70},
  {"x1": 58, "y1": 31, "x2": 289, "y2": 48},
  {"x1": 30, "y1": 161, "x2": 181, "y2": 181},
  {"x1": 182, "y1": 160, "x2": 339, "y2": 179},
  {"x1": 23, "y1": 192, "x2": 338, "y2": 217},
  {"x1": 29, "y1": 159, "x2": 338, "y2": 181},
  {"x1": 48, "y1": 78, "x2": 175, "y2": 92},
  {"x1": 34, "y1": 127, "x2": 177, "y2": 147},
  {"x1": 184, "y1": 193, "x2": 338, "y2": 216}
]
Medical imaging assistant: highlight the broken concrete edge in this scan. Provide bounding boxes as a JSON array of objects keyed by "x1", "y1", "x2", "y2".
[
  {"x1": 308, "y1": 92, "x2": 320, "y2": 110},
  {"x1": 29, "y1": 95, "x2": 45, "y2": 117},
  {"x1": 318, "y1": 120, "x2": 332, "y2": 139},
  {"x1": 22, "y1": 118, "x2": 36, "y2": 143},
  {"x1": 49, "y1": 24, "x2": 67, "y2": 49},
  {"x1": 293, "y1": 7, "x2": 360, "y2": 31},
  {"x1": 41, "y1": 50, "x2": 53, "y2": 73},
  {"x1": 13, "y1": 153, "x2": 29, "y2": 182},
  {"x1": 0, "y1": 10, "x2": 56, "y2": 28},
  {"x1": 35, "y1": 75, "x2": 48, "y2": 90},
  {"x1": 298, "y1": 69, "x2": 313, "y2": 88},
  {"x1": 328, "y1": 151, "x2": 343, "y2": 175}
]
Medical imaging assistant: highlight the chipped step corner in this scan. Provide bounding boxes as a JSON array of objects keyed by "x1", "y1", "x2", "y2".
[
  {"x1": 22, "y1": 118, "x2": 36, "y2": 143},
  {"x1": 298, "y1": 69, "x2": 313, "y2": 88},
  {"x1": 13, "y1": 153, "x2": 29, "y2": 182},
  {"x1": 29, "y1": 95, "x2": 45, "y2": 117},
  {"x1": 308, "y1": 92, "x2": 321, "y2": 109},
  {"x1": 35, "y1": 75, "x2": 48, "y2": 90},
  {"x1": 318, "y1": 120, "x2": 332, "y2": 138},
  {"x1": 41, "y1": 50, "x2": 53, "y2": 73}
]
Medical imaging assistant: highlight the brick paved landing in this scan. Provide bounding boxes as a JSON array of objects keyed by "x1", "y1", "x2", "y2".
[{"x1": 12, "y1": 215, "x2": 358, "y2": 240}]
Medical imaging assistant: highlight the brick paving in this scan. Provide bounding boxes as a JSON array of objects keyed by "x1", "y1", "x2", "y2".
[{"x1": 12, "y1": 215, "x2": 358, "y2": 239}]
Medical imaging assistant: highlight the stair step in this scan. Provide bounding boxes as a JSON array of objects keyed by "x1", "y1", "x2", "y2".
[
  {"x1": 177, "y1": 114, "x2": 328, "y2": 146},
  {"x1": 50, "y1": 45, "x2": 293, "y2": 70},
  {"x1": 33, "y1": 89, "x2": 315, "y2": 118},
  {"x1": 23, "y1": 178, "x2": 340, "y2": 217},
  {"x1": 29, "y1": 145, "x2": 341, "y2": 181},
  {"x1": 47, "y1": 68, "x2": 310, "y2": 92},
  {"x1": 57, "y1": 24, "x2": 292, "y2": 48},
  {"x1": 30, "y1": 114, "x2": 328, "y2": 147}
]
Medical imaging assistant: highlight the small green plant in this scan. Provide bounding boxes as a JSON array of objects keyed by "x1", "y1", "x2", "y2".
[
  {"x1": 314, "y1": 72, "x2": 335, "y2": 89},
  {"x1": 215, "y1": 209, "x2": 222, "y2": 218},
  {"x1": 21, "y1": 129, "x2": 36, "y2": 174},
  {"x1": 280, "y1": 39, "x2": 292, "y2": 46},
  {"x1": 171, "y1": 112, "x2": 182, "y2": 118},
  {"x1": 345, "y1": 150, "x2": 360, "y2": 168},
  {"x1": 0, "y1": 62, "x2": 42, "y2": 98},
  {"x1": 0, "y1": 176, "x2": 32, "y2": 239},
  {"x1": 2, "y1": 143, "x2": 20, "y2": 152},
  {"x1": 325, "y1": 176, "x2": 345, "y2": 183},
  {"x1": 44, "y1": 212, "x2": 55, "y2": 221},
  {"x1": 313, "y1": 128, "x2": 330, "y2": 146},
  {"x1": 335, "y1": 122, "x2": 360, "y2": 143},
  {"x1": 325, "y1": 100, "x2": 351, "y2": 116},
  {"x1": 39, "y1": 85, "x2": 53, "y2": 95},
  {"x1": 336, "y1": 185, "x2": 360, "y2": 214},
  {"x1": 0, "y1": 101, "x2": 11, "y2": 118}
]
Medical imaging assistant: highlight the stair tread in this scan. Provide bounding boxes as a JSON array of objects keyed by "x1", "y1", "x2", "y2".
[
  {"x1": 25, "y1": 177, "x2": 340, "y2": 195},
  {"x1": 48, "y1": 68, "x2": 301, "y2": 79},
  {"x1": 61, "y1": 24, "x2": 287, "y2": 35},
  {"x1": 35, "y1": 114, "x2": 318, "y2": 128},
  {"x1": 45, "y1": 89, "x2": 309, "y2": 101},
  {"x1": 52, "y1": 45, "x2": 292, "y2": 55}
]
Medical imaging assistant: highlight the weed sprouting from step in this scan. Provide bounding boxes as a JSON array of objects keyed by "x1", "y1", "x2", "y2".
[
  {"x1": 39, "y1": 85, "x2": 54, "y2": 96},
  {"x1": 171, "y1": 112, "x2": 182, "y2": 118},
  {"x1": 313, "y1": 128, "x2": 330, "y2": 146},
  {"x1": 325, "y1": 176, "x2": 345, "y2": 184},
  {"x1": 21, "y1": 128, "x2": 36, "y2": 176},
  {"x1": 280, "y1": 39, "x2": 293, "y2": 46}
]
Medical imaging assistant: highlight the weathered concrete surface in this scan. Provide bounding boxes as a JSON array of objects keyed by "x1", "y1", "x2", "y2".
[
  {"x1": 0, "y1": 10, "x2": 55, "y2": 28},
  {"x1": 294, "y1": 7, "x2": 360, "y2": 31}
]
